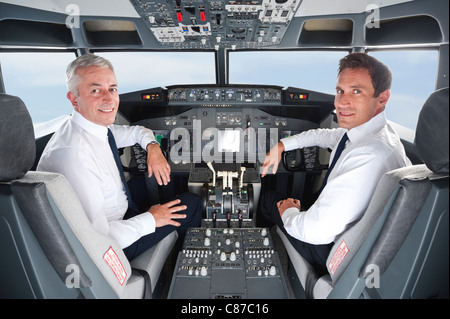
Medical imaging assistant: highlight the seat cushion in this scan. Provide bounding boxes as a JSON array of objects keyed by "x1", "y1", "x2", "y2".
[
  {"x1": 123, "y1": 230, "x2": 178, "y2": 298},
  {"x1": 20, "y1": 171, "x2": 179, "y2": 298},
  {"x1": 276, "y1": 227, "x2": 322, "y2": 293},
  {"x1": 18, "y1": 171, "x2": 132, "y2": 297}
]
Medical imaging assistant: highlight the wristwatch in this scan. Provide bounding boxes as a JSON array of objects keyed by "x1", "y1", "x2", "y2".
[{"x1": 147, "y1": 141, "x2": 159, "y2": 148}]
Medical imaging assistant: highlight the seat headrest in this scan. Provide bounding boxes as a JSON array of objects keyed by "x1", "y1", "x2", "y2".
[
  {"x1": 414, "y1": 88, "x2": 449, "y2": 175},
  {"x1": 0, "y1": 94, "x2": 36, "y2": 182}
]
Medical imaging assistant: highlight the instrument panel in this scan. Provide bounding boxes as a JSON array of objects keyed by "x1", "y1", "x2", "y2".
[
  {"x1": 167, "y1": 86, "x2": 281, "y2": 104},
  {"x1": 168, "y1": 227, "x2": 290, "y2": 298},
  {"x1": 120, "y1": 84, "x2": 334, "y2": 122},
  {"x1": 119, "y1": 84, "x2": 334, "y2": 172}
]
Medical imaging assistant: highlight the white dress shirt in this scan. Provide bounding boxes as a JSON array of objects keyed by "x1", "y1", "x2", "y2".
[
  {"x1": 38, "y1": 111, "x2": 158, "y2": 249},
  {"x1": 280, "y1": 112, "x2": 411, "y2": 245}
]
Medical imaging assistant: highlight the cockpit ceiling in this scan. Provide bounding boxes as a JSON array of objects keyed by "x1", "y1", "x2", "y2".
[
  {"x1": 296, "y1": 0, "x2": 413, "y2": 17},
  {"x1": 0, "y1": 0, "x2": 140, "y2": 18},
  {"x1": 0, "y1": 0, "x2": 443, "y2": 51},
  {"x1": 0, "y1": 0, "x2": 414, "y2": 18}
]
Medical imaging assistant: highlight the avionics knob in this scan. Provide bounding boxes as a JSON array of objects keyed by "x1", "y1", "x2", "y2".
[
  {"x1": 201, "y1": 266, "x2": 207, "y2": 276},
  {"x1": 230, "y1": 252, "x2": 236, "y2": 261},
  {"x1": 263, "y1": 237, "x2": 270, "y2": 246},
  {"x1": 204, "y1": 237, "x2": 211, "y2": 246},
  {"x1": 261, "y1": 228, "x2": 267, "y2": 236},
  {"x1": 205, "y1": 228, "x2": 211, "y2": 237},
  {"x1": 220, "y1": 252, "x2": 227, "y2": 261},
  {"x1": 269, "y1": 266, "x2": 277, "y2": 276}
]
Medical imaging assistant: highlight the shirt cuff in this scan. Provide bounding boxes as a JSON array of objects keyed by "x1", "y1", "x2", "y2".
[
  {"x1": 281, "y1": 207, "x2": 300, "y2": 222},
  {"x1": 135, "y1": 211, "x2": 156, "y2": 235},
  {"x1": 280, "y1": 136, "x2": 297, "y2": 152},
  {"x1": 281, "y1": 207, "x2": 301, "y2": 236}
]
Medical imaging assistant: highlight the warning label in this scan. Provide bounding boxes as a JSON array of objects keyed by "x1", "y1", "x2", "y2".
[
  {"x1": 104, "y1": 246, "x2": 127, "y2": 286},
  {"x1": 328, "y1": 240, "x2": 349, "y2": 275}
]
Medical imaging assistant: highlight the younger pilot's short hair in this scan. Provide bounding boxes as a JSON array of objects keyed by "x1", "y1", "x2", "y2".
[{"x1": 338, "y1": 53, "x2": 392, "y2": 97}]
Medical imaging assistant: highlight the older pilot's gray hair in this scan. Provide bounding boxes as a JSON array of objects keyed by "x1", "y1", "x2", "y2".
[{"x1": 66, "y1": 54, "x2": 115, "y2": 94}]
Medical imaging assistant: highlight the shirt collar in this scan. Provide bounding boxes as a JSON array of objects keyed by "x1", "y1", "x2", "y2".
[
  {"x1": 346, "y1": 111, "x2": 387, "y2": 144},
  {"x1": 71, "y1": 111, "x2": 109, "y2": 143}
]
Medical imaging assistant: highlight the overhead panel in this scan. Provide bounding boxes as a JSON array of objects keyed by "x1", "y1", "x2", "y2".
[{"x1": 130, "y1": 0, "x2": 302, "y2": 49}]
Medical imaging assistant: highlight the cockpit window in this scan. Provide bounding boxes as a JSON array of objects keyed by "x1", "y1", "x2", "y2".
[
  {"x1": 228, "y1": 50, "x2": 349, "y2": 94},
  {"x1": 0, "y1": 49, "x2": 438, "y2": 134},
  {"x1": 0, "y1": 50, "x2": 215, "y2": 132},
  {"x1": 0, "y1": 52, "x2": 75, "y2": 126},
  {"x1": 229, "y1": 49, "x2": 439, "y2": 131},
  {"x1": 95, "y1": 51, "x2": 216, "y2": 92},
  {"x1": 368, "y1": 50, "x2": 439, "y2": 131}
]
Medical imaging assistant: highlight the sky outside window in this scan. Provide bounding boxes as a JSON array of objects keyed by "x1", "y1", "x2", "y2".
[
  {"x1": 0, "y1": 49, "x2": 439, "y2": 131},
  {"x1": 229, "y1": 49, "x2": 439, "y2": 130}
]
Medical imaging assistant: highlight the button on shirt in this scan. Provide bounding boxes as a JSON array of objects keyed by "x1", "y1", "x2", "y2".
[
  {"x1": 280, "y1": 112, "x2": 411, "y2": 245},
  {"x1": 37, "y1": 111, "x2": 158, "y2": 249}
]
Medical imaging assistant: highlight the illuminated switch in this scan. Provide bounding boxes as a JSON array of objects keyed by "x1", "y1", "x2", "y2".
[
  {"x1": 176, "y1": 10, "x2": 183, "y2": 22},
  {"x1": 200, "y1": 9, "x2": 206, "y2": 21}
]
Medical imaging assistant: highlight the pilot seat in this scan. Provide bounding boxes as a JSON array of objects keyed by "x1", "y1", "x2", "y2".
[
  {"x1": 278, "y1": 87, "x2": 449, "y2": 299},
  {"x1": 0, "y1": 93, "x2": 177, "y2": 298}
]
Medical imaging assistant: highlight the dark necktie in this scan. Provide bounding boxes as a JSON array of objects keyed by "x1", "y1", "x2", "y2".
[
  {"x1": 107, "y1": 128, "x2": 138, "y2": 212},
  {"x1": 319, "y1": 132, "x2": 349, "y2": 192}
]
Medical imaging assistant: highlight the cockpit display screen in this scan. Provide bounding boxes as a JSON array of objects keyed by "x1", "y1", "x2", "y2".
[{"x1": 218, "y1": 129, "x2": 241, "y2": 153}]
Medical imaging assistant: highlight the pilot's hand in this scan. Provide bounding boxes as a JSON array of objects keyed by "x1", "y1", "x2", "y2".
[
  {"x1": 261, "y1": 142, "x2": 285, "y2": 177},
  {"x1": 149, "y1": 199, "x2": 187, "y2": 228},
  {"x1": 147, "y1": 143, "x2": 171, "y2": 185},
  {"x1": 277, "y1": 198, "x2": 301, "y2": 217}
]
